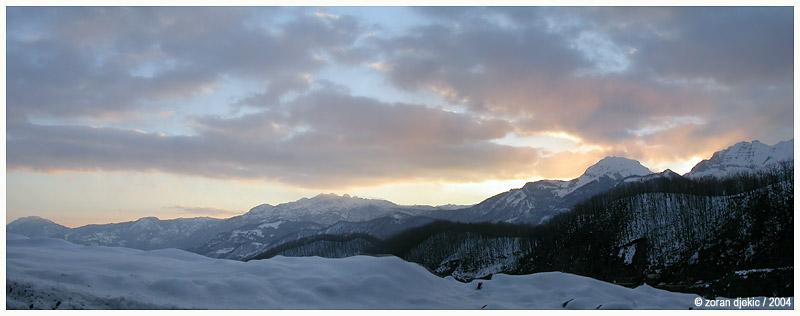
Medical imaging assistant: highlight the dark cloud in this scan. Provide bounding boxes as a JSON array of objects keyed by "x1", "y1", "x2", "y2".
[
  {"x1": 285, "y1": 91, "x2": 514, "y2": 146},
  {"x1": 6, "y1": 7, "x2": 793, "y2": 188},
  {"x1": 546, "y1": 7, "x2": 793, "y2": 88},
  {"x1": 7, "y1": 7, "x2": 366, "y2": 119},
  {"x1": 7, "y1": 90, "x2": 541, "y2": 188},
  {"x1": 369, "y1": 7, "x2": 792, "y2": 159},
  {"x1": 634, "y1": 7, "x2": 790, "y2": 88}
]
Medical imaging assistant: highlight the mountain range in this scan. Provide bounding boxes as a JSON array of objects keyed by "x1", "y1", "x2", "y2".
[{"x1": 8, "y1": 139, "x2": 794, "y2": 261}]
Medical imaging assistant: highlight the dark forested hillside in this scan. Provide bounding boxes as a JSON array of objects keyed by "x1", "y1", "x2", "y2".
[
  {"x1": 248, "y1": 233, "x2": 381, "y2": 260},
  {"x1": 517, "y1": 162, "x2": 793, "y2": 297}
]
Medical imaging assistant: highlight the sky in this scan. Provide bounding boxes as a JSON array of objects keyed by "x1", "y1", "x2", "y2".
[{"x1": 5, "y1": 6, "x2": 795, "y2": 227}]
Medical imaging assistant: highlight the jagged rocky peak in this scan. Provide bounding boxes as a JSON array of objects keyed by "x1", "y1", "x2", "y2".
[
  {"x1": 687, "y1": 139, "x2": 793, "y2": 179},
  {"x1": 292, "y1": 193, "x2": 395, "y2": 207},
  {"x1": 308, "y1": 192, "x2": 361, "y2": 201}
]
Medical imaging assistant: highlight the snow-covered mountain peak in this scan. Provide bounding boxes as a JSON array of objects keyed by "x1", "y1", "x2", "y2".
[
  {"x1": 6, "y1": 216, "x2": 70, "y2": 238},
  {"x1": 659, "y1": 169, "x2": 681, "y2": 178},
  {"x1": 244, "y1": 203, "x2": 275, "y2": 217},
  {"x1": 687, "y1": 139, "x2": 793, "y2": 179},
  {"x1": 131, "y1": 217, "x2": 161, "y2": 230},
  {"x1": 8, "y1": 216, "x2": 56, "y2": 226},
  {"x1": 452, "y1": 156, "x2": 658, "y2": 224},
  {"x1": 235, "y1": 193, "x2": 418, "y2": 226},
  {"x1": 581, "y1": 156, "x2": 653, "y2": 180},
  {"x1": 560, "y1": 156, "x2": 653, "y2": 195}
]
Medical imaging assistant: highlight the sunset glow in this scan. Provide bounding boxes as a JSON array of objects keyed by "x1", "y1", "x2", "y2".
[{"x1": 6, "y1": 6, "x2": 794, "y2": 226}]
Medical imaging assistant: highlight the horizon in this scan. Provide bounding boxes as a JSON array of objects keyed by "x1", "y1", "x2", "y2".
[
  {"x1": 6, "y1": 6, "x2": 794, "y2": 227},
  {"x1": 8, "y1": 137, "x2": 792, "y2": 228}
]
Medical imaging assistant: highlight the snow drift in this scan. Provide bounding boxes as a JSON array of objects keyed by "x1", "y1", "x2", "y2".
[{"x1": 5, "y1": 234, "x2": 785, "y2": 309}]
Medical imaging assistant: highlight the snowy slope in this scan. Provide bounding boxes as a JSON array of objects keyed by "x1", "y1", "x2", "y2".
[
  {"x1": 555, "y1": 156, "x2": 654, "y2": 197},
  {"x1": 195, "y1": 199, "x2": 449, "y2": 260},
  {"x1": 66, "y1": 216, "x2": 224, "y2": 250},
  {"x1": 193, "y1": 220, "x2": 326, "y2": 259},
  {"x1": 687, "y1": 139, "x2": 793, "y2": 179},
  {"x1": 446, "y1": 156, "x2": 654, "y2": 224},
  {"x1": 244, "y1": 193, "x2": 456, "y2": 226},
  {"x1": 622, "y1": 169, "x2": 682, "y2": 183},
  {"x1": 210, "y1": 214, "x2": 439, "y2": 261},
  {"x1": 7, "y1": 233, "x2": 760, "y2": 310},
  {"x1": 5, "y1": 216, "x2": 70, "y2": 238}
]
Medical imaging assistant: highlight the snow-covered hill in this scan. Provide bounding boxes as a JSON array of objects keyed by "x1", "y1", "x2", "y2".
[
  {"x1": 68, "y1": 216, "x2": 224, "y2": 250},
  {"x1": 5, "y1": 216, "x2": 226, "y2": 250},
  {"x1": 193, "y1": 194, "x2": 458, "y2": 259},
  {"x1": 687, "y1": 139, "x2": 793, "y2": 179},
  {"x1": 243, "y1": 193, "x2": 455, "y2": 226},
  {"x1": 445, "y1": 156, "x2": 656, "y2": 224},
  {"x1": 8, "y1": 233, "x2": 759, "y2": 310},
  {"x1": 5, "y1": 216, "x2": 70, "y2": 238}
]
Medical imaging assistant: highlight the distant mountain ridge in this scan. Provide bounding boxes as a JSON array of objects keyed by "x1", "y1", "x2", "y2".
[
  {"x1": 8, "y1": 138, "x2": 793, "y2": 260},
  {"x1": 243, "y1": 193, "x2": 463, "y2": 226},
  {"x1": 7, "y1": 194, "x2": 460, "y2": 259}
]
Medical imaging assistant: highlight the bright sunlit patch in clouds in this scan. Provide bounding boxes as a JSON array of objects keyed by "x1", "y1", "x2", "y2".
[
  {"x1": 645, "y1": 156, "x2": 706, "y2": 175},
  {"x1": 542, "y1": 131, "x2": 582, "y2": 143},
  {"x1": 492, "y1": 131, "x2": 605, "y2": 155},
  {"x1": 313, "y1": 12, "x2": 339, "y2": 20},
  {"x1": 492, "y1": 132, "x2": 573, "y2": 151}
]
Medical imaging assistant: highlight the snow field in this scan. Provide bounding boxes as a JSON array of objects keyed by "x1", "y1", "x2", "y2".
[{"x1": 5, "y1": 234, "x2": 784, "y2": 309}]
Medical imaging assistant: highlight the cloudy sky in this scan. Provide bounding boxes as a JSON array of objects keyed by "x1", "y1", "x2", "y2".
[{"x1": 6, "y1": 6, "x2": 794, "y2": 227}]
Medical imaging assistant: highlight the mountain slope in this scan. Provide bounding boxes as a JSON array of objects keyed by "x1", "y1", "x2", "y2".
[
  {"x1": 6, "y1": 194, "x2": 458, "y2": 259},
  {"x1": 243, "y1": 193, "x2": 456, "y2": 226},
  {"x1": 375, "y1": 167, "x2": 793, "y2": 298},
  {"x1": 6, "y1": 216, "x2": 70, "y2": 238},
  {"x1": 443, "y1": 156, "x2": 655, "y2": 224},
  {"x1": 65, "y1": 217, "x2": 224, "y2": 250},
  {"x1": 687, "y1": 139, "x2": 793, "y2": 179},
  {"x1": 7, "y1": 139, "x2": 794, "y2": 267}
]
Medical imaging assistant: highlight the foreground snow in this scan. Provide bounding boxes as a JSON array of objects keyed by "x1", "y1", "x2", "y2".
[{"x1": 5, "y1": 234, "x2": 785, "y2": 309}]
